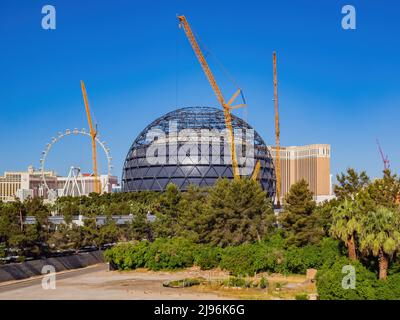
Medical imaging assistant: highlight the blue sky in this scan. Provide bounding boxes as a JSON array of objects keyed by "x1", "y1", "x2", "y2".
[{"x1": 0, "y1": 0, "x2": 399, "y2": 180}]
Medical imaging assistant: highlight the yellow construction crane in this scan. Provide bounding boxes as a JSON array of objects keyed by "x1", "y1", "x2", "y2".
[
  {"x1": 273, "y1": 52, "x2": 281, "y2": 206},
  {"x1": 80, "y1": 80, "x2": 101, "y2": 194},
  {"x1": 178, "y1": 15, "x2": 260, "y2": 180}
]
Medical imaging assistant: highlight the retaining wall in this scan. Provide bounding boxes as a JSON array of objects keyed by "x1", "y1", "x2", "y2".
[{"x1": 0, "y1": 251, "x2": 105, "y2": 283}]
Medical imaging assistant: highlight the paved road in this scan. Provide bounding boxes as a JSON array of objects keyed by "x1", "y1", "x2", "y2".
[
  {"x1": 0, "y1": 264, "x2": 233, "y2": 300},
  {"x1": 0, "y1": 263, "x2": 107, "y2": 294}
]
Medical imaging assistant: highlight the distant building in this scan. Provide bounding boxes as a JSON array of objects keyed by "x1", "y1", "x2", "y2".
[
  {"x1": 56, "y1": 171, "x2": 118, "y2": 197},
  {"x1": 0, "y1": 165, "x2": 118, "y2": 202},
  {"x1": 268, "y1": 144, "x2": 333, "y2": 203},
  {"x1": 0, "y1": 165, "x2": 57, "y2": 202}
]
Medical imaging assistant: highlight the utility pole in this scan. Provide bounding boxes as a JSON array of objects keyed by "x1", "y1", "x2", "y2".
[{"x1": 19, "y1": 208, "x2": 24, "y2": 231}]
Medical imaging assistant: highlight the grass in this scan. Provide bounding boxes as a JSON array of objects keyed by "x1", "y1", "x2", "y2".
[
  {"x1": 185, "y1": 273, "x2": 317, "y2": 300},
  {"x1": 163, "y1": 277, "x2": 205, "y2": 288}
]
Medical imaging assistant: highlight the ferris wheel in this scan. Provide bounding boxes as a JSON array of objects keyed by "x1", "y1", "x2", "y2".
[{"x1": 39, "y1": 128, "x2": 113, "y2": 199}]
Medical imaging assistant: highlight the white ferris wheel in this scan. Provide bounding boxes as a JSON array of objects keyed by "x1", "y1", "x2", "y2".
[{"x1": 39, "y1": 128, "x2": 113, "y2": 200}]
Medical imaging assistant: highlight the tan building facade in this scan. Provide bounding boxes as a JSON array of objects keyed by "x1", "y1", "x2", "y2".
[
  {"x1": 268, "y1": 144, "x2": 332, "y2": 203},
  {"x1": 0, "y1": 166, "x2": 57, "y2": 202}
]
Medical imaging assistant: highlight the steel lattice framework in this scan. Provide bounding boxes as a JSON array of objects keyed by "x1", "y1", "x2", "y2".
[
  {"x1": 40, "y1": 128, "x2": 113, "y2": 200},
  {"x1": 122, "y1": 107, "x2": 276, "y2": 198}
]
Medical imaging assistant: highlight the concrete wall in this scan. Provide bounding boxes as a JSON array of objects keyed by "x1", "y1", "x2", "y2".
[{"x1": 0, "y1": 251, "x2": 104, "y2": 283}]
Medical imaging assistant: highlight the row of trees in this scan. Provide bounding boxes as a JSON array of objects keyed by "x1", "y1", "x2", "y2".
[
  {"x1": 1, "y1": 168, "x2": 400, "y2": 283},
  {"x1": 0, "y1": 179, "x2": 274, "y2": 258},
  {"x1": 279, "y1": 168, "x2": 400, "y2": 280},
  {"x1": 329, "y1": 169, "x2": 400, "y2": 279}
]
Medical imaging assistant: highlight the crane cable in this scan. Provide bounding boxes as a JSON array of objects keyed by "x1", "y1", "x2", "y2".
[{"x1": 191, "y1": 28, "x2": 246, "y2": 106}]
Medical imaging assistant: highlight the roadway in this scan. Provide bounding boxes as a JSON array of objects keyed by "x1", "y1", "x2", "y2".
[{"x1": 0, "y1": 263, "x2": 107, "y2": 294}]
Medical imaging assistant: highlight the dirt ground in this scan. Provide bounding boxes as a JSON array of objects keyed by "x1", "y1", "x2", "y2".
[
  {"x1": 0, "y1": 265, "x2": 233, "y2": 300},
  {"x1": 0, "y1": 264, "x2": 315, "y2": 300}
]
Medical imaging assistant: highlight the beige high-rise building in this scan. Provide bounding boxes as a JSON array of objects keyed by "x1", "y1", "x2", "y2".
[{"x1": 268, "y1": 144, "x2": 332, "y2": 203}]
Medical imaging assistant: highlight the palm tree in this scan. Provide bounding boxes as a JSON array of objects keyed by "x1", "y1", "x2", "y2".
[
  {"x1": 359, "y1": 206, "x2": 400, "y2": 280},
  {"x1": 330, "y1": 199, "x2": 360, "y2": 261}
]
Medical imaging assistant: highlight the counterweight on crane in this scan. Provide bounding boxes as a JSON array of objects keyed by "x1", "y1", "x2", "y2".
[
  {"x1": 80, "y1": 80, "x2": 101, "y2": 193},
  {"x1": 178, "y1": 15, "x2": 260, "y2": 180}
]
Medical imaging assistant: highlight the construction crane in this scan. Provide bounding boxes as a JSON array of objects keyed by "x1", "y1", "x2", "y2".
[
  {"x1": 178, "y1": 15, "x2": 260, "y2": 180},
  {"x1": 376, "y1": 139, "x2": 390, "y2": 170},
  {"x1": 80, "y1": 80, "x2": 101, "y2": 193},
  {"x1": 273, "y1": 52, "x2": 281, "y2": 206}
]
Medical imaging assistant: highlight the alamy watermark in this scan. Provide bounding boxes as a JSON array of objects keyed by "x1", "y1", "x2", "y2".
[
  {"x1": 41, "y1": 265, "x2": 56, "y2": 290},
  {"x1": 41, "y1": 5, "x2": 56, "y2": 30},
  {"x1": 341, "y1": 5, "x2": 356, "y2": 30},
  {"x1": 341, "y1": 265, "x2": 356, "y2": 289},
  {"x1": 142, "y1": 120, "x2": 256, "y2": 176}
]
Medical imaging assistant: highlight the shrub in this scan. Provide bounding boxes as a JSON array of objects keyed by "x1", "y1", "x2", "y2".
[
  {"x1": 144, "y1": 238, "x2": 196, "y2": 271},
  {"x1": 316, "y1": 257, "x2": 379, "y2": 300},
  {"x1": 219, "y1": 244, "x2": 258, "y2": 276},
  {"x1": 283, "y1": 245, "x2": 321, "y2": 274},
  {"x1": 318, "y1": 237, "x2": 342, "y2": 267},
  {"x1": 163, "y1": 278, "x2": 203, "y2": 288},
  {"x1": 194, "y1": 245, "x2": 222, "y2": 270},
  {"x1": 223, "y1": 276, "x2": 247, "y2": 288},
  {"x1": 375, "y1": 274, "x2": 400, "y2": 300},
  {"x1": 253, "y1": 240, "x2": 285, "y2": 274},
  {"x1": 295, "y1": 293, "x2": 309, "y2": 300},
  {"x1": 258, "y1": 276, "x2": 267, "y2": 289},
  {"x1": 104, "y1": 241, "x2": 149, "y2": 270}
]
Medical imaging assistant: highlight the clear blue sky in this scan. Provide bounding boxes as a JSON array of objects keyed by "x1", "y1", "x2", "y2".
[{"x1": 0, "y1": 0, "x2": 399, "y2": 180}]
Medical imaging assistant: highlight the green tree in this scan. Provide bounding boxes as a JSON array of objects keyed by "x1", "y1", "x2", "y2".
[
  {"x1": 334, "y1": 168, "x2": 370, "y2": 200},
  {"x1": 313, "y1": 198, "x2": 341, "y2": 237},
  {"x1": 365, "y1": 169, "x2": 400, "y2": 209},
  {"x1": 177, "y1": 185, "x2": 208, "y2": 242},
  {"x1": 130, "y1": 202, "x2": 152, "y2": 241},
  {"x1": 279, "y1": 179, "x2": 321, "y2": 246},
  {"x1": 330, "y1": 199, "x2": 360, "y2": 261},
  {"x1": 153, "y1": 183, "x2": 182, "y2": 238},
  {"x1": 98, "y1": 218, "x2": 121, "y2": 245},
  {"x1": 359, "y1": 206, "x2": 400, "y2": 280},
  {"x1": 204, "y1": 178, "x2": 274, "y2": 247}
]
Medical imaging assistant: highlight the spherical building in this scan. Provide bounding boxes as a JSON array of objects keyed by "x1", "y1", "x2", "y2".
[{"x1": 122, "y1": 107, "x2": 276, "y2": 198}]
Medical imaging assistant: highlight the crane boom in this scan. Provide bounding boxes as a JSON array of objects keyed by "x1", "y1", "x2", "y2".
[
  {"x1": 376, "y1": 139, "x2": 390, "y2": 170},
  {"x1": 178, "y1": 15, "x2": 241, "y2": 179},
  {"x1": 80, "y1": 80, "x2": 101, "y2": 193},
  {"x1": 273, "y1": 52, "x2": 281, "y2": 206}
]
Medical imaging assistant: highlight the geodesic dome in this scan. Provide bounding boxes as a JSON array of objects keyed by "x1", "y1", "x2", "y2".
[{"x1": 122, "y1": 107, "x2": 276, "y2": 198}]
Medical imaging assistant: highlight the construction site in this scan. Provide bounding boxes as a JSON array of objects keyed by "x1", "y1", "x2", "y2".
[
  {"x1": 120, "y1": 16, "x2": 333, "y2": 205},
  {"x1": 2, "y1": 1, "x2": 400, "y2": 305},
  {"x1": 0, "y1": 15, "x2": 333, "y2": 205}
]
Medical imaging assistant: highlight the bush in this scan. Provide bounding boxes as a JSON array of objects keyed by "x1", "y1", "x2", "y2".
[
  {"x1": 316, "y1": 257, "x2": 379, "y2": 300},
  {"x1": 283, "y1": 245, "x2": 321, "y2": 274},
  {"x1": 104, "y1": 241, "x2": 149, "y2": 270},
  {"x1": 253, "y1": 238, "x2": 285, "y2": 274},
  {"x1": 318, "y1": 238, "x2": 342, "y2": 267},
  {"x1": 375, "y1": 274, "x2": 400, "y2": 300},
  {"x1": 163, "y1": 278, "x2": 203, "y2": 288},
  {"x1": 258, "y1": 276, "x2": 267, "y2": 289},
  {"x1": 222, "y1": 276, "x2": 247, "y2": 288},
  {"x1": 104, "y1": 236, "x2": 342, "y2": 278},
  {"x1": 144, "y1": 238, "x2": 196, "y2": 271},
  {"x1": 219, "y1": 244, "x2": 258, "y2": 276},
  {"x1": 194, "y1": 245, "x2": 222, "y2": 270},
  {"x1": 295, "y1": 293, "x2": 308, "y2": 300}
]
